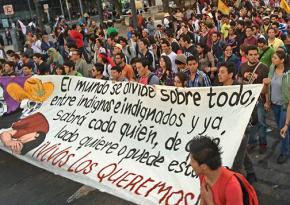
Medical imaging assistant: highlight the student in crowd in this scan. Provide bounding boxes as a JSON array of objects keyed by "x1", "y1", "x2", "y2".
[
  {"x1": 264, "y1": 50, "x2": 290, "y2": 164},
  {"x1": 22, "y1": 64, "x2": 34, "y2": 77},
  {"x1": 135, "y1": 58, "x2": 160, "y2": 85},
  {"x1": 238, "y1": 45, "x2": 269, "y2": 154},
  {"x1": 187, "y1": 56, "x2": 211, "y2": 87},
  {"x1": 55, "y1": 65, "x2": 65, "y2": 75},
  {"x1": 188, "y1": 136, "x2": 244, "y2": 205},
  {"x1": 33, "y1": 53, "x2": 50, "y2": 75},
  {"x1": 63, "y1": 60, "x2": 83, "y2": 76},
  {"x1": 174, "y1": 72, "x2": 188, "y2": 88},
  {"x1": 111, "y1": 65, "x2": 128, "y2": 82},
  {"x1": 155, "y1": 55, "x2": 174, "y2": 86},
  {"x1": 91, "y1": 63, "x2": 109, "y2": 80}
]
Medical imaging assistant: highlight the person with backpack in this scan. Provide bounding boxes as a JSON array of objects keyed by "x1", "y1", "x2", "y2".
[
  {"x1": 136, "y1": 58, "x2": 160, "y2": 85},
  {"x1": 187, "y1": 56, "x2": 211, "y2": 87},
  {"x1": 188, "y1": 135, "x2": 259, "y2": 205}
]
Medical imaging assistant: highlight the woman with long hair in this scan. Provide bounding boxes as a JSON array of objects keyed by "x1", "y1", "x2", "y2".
[
  {"x1": 155, "y1": 55, "x2": 174, "y2": 86},
  {"x1": 219, "y1": 45, "x2": 240, "y2": 71},
  {"x1": 174, "y1": 72, "x2": 188, "y2": 88},
  {"x1": 225, "y1": 27, "x2": 238, "y2": 54},
  {"x1": 93, "y1": 38, "x2": 107, "y2": 63},
  {"x1": 196, "y1": 43, "x2": 217, "y2": 84},
  {"x1": 264, "y1": 50, "x2": 290, "y2": 164}
]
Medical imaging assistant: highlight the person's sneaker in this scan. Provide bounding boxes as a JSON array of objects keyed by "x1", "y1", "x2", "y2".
[
  {"x1": 247, "y1": 144, "x2": 257, "y2": 154},
  {"x1": 246, "y1": 172, "x2": 257, "y2": 184},
  {"x1": 259, "y1": 144, "x2": 267, "y2": 154},
  {"x1": 277, "y1": 154, "x2": 288, "y2": 164}
]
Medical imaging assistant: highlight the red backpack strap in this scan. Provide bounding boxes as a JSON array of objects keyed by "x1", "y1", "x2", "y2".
[
  {"x1": 233, "y1": 173, "x2": 259, "y2": 205},
  {"x1": 217, "y1": 167, "x2": 235, "y2": 204}
]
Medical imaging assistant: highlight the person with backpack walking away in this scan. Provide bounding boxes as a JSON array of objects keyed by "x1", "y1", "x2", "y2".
[{"x1": 188, "y1": 136, "x2": 259, "y2": 205}]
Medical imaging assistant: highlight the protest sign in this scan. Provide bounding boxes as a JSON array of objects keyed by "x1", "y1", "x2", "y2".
[{"x1": 0, "y1": 76, "x2": 262, "y2": 205}]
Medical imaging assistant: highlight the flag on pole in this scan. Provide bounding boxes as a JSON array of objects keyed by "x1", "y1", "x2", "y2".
[
  {"x1": 18, "y1": 20, "x2": 27, "y2": 35},
  {"x1": 218, "y1": 0, "x2": 230, "y2": 15},
  {"x1": 280, "y1": 0, "x2": 290, "y2": 14}
]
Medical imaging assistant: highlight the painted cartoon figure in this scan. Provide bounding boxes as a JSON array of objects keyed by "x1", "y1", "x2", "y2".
[
  {"x1": 0, "y1": 112, "x2": 49, "y2": 155},
  {"x1": 7, "y1": 78, "x2": 54, "y2": 118},
  {"x1": 20, "y1": 99, "x2": 43, "y2": 118},
  {"x1": 0, "y1": 85, "x2": 8, "y2": 116}
]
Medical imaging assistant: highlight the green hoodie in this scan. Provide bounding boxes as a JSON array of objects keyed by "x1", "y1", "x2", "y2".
[
  {"x1": 268, "y1": 65, "x2": 290, "y2": 109},
  {"x1": 259, "y1": 46, "x2": 275, "y2": 67}
]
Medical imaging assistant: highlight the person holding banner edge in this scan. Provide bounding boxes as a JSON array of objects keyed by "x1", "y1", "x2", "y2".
[{"x1": 218, "y1": 61, "x2": 257, "y2": 183}]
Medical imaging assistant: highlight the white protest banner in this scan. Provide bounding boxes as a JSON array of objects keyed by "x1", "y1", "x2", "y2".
[{"x1": 0, "y1": 76, "x2": 262, "y2": 205}]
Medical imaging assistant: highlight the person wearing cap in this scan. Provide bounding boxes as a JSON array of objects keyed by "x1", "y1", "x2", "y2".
[
  {"x1": 257, "y1": 38, "x2": 275, "y2": 67},
  {"x1": 175, "y1": 54, "x2": 190, "y2": 77},
  {"x1": 261, "y1": 16, "x2": 271, "y2": 36},
  {"x1": 113, "y1": 43, "x2": 123, "y2": 56},
  {"x1": 0, "y1": 112, "x2": 49, "y2": 155},
  {"x1": 142, "y1": 29, "x2": 149, "y2": 39}
]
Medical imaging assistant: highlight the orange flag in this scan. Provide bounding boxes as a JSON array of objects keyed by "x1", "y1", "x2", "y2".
[
  {"x1": 280, "y1": 0, "x2": 290, "y2": 14},
  {"x1": 218, "y1": 0, "x2": 230, "y2": 15}
]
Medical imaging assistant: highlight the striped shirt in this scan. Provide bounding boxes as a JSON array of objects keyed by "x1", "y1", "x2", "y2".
[{"x1": 188, "y1": 70, "x2": 211, "y2": 87}]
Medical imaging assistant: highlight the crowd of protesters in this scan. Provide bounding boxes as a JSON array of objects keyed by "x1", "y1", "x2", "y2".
[{"x1": 1, "y1": 0, "x2": 290, "y2": 183}]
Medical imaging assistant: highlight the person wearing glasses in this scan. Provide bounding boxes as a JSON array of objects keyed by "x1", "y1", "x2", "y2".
[{"x1": 91, "y1": 63, "x2": 109, "y2": 80}]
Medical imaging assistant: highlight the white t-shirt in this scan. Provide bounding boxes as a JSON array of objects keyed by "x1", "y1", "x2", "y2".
[
  {"x1": 32, "y1": 40, "x2": 42, "y2": 53},
  {"x1": 163, "y1": 18, "x2": 170, "y2": 28}
]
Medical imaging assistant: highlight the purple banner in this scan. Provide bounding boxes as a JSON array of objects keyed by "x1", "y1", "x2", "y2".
[{"x1": 0, "y1": 77, "x2": 28, "y2": 114}]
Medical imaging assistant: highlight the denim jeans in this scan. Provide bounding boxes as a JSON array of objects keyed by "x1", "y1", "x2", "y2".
[
  {"x1": 272, "y1": 104, "x2": 290, "y2": 156},
  {"x1": 248, "y1": 101, "x2": 267, "y2": 145}
]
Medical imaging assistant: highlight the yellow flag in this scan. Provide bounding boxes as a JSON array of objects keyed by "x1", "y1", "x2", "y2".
[
  {"x1": 280, "y1": 0, "x2": 290, "y2": 14},
  {"x1": 218, "y1": 0, "x2": 230, "y2": 15}
]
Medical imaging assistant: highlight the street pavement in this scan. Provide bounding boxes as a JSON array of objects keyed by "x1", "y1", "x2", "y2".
[{"x1": 249, "y1": 114, "x2": 290, "y2": 205}]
